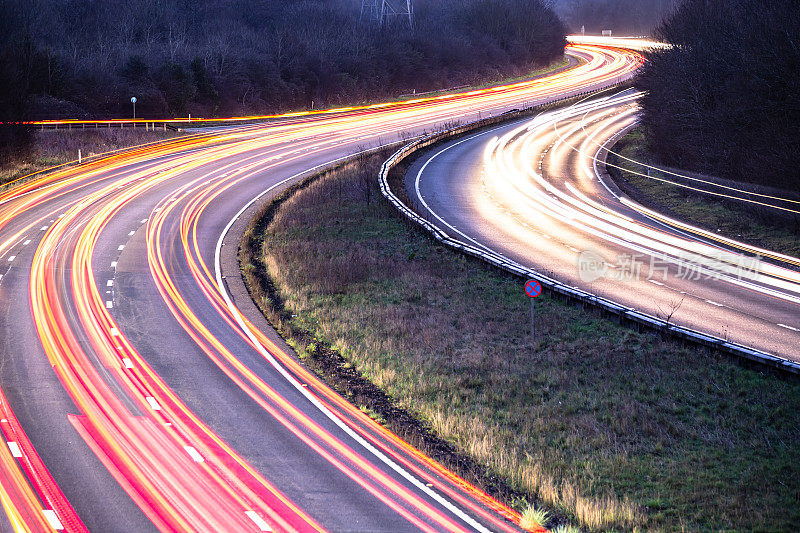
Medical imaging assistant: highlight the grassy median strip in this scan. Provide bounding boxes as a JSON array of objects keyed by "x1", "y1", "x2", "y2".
[
  {"x1": 242, "y1": 151, "x2": 800, "y2": 531},
  {"x1": 608, "y1": 128, "x2": 800, "y2": 258}
]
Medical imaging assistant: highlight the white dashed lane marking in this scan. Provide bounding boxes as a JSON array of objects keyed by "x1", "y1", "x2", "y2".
[
  {"x1": 145, "y1": 397, "x2": 162, "y2": 411},
  {"x1": 245, "y1": 511, "x2": 273, "y2": 532},
  {"x1": 42, "y1": 510, "x2": 64, "y2": 530},
  {"x1": 183, "y1": 446, "x2": 204, "y2": 463},
  {"x1": 7, "y1": 441, "x2": 22, "y2": 458}
]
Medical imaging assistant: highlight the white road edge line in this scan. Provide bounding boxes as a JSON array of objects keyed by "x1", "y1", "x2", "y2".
[
  {"x1": 777, "y1": 323, "x2": 799, "y2": 332},
  {"x1": 215, "y1": 147, "x2": 493, "y2": 533}
]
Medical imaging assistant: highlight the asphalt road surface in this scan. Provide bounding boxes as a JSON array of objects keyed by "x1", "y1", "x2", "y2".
[
  {"x1": 0, "y1": 41, "x2": 645, "y2": 532},
  {"x1": 407, "y1": 89, "x2": 800, "y2": 364}
]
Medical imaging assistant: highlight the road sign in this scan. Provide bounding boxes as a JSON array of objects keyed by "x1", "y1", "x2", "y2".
[
  {"x1": 131, "y1": 97, "x2": 137, "y2": 104},
  {"x1": 525, "y1": 279, "x2": 541, "y2": 298},
  {"x1": 524, "y1": 279, "x2": 541, "y2": 345}
]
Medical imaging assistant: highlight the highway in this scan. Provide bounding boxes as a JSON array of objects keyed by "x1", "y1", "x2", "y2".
[
  {"x1": 0, "y1": 41, "x2": 644, "y2": 532},
  {"x1": 407, "y1": 89, "x2": 800, "y2": 364}
]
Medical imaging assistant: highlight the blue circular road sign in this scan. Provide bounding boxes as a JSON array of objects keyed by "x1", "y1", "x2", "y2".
[{"x1": 525, "y1": 279, "x2": 541, "y2": 298}]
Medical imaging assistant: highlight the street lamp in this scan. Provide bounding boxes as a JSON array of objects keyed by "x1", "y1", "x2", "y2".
[{"x1": 131, "y1": 96, "x2": 137, "y2": 120}]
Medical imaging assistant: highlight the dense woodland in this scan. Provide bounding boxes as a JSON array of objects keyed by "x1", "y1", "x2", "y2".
[
  {"x1": 0, "y1": 0, "x2": 565, "y2": 153},
  {"x1": 637, "y1": 0, "x2": 800, "y2": 190}
]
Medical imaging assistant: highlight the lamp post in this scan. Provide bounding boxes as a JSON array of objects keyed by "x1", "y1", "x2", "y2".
[{"x1": 131, "y1": 96, "x2": 137, "y2": 121}]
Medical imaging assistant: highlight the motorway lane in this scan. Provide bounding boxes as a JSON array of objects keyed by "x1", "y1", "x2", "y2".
[
  {"x1": 0, "y1": 41, "x2": 645, "y2": 531},
  {"x1": 408, "y1": 90, "x2": 800, "y2": 362}
]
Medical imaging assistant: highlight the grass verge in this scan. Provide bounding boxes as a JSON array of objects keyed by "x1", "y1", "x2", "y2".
[
  {"x1": 242, "y1": 151, "x2": 800, "y2": 531},
  {"x1": 0, "y1": 128, "x2": 181, "y2": 186},
  {"x1": 608, "y1": 127, "x2": 800, "y2": 258}
]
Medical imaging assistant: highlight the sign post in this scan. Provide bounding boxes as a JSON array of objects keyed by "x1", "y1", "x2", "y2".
[
  {"x1": 131, "y1": 96, "x2": 137, "y2": 121},
  {"x1": 524, "y1": 279, "x2": 542, "y2": 344}
]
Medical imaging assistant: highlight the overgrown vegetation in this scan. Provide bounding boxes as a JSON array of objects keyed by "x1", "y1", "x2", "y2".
[
  {"x1": 0, "y1": 128, "x2": 180, "y2": 186},
  {"x1": 638, "y1": 0, "x2": 800, "y2": 191},
  {"x1": 245, "y1": 152, "x2": 800, "y2": 531},
  {"x1": 608, "y1": 127, "x2": 800, "y2": 258}
]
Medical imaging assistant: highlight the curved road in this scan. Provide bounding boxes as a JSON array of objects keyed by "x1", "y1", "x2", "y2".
[
  {"x1": 0, "y1": 42, "x2": 643, "y2": 531},
  {"x1": 407, "y1": 89, "x2": 800, "y2": 363}
]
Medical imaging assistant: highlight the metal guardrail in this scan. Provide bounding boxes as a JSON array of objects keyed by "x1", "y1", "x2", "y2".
[
  {"x1": 378, "y1": 83, "x2": 800, "y2": 377},
  {"x1": 36, "y1": 121, "x2": 180, "y2": 131}
]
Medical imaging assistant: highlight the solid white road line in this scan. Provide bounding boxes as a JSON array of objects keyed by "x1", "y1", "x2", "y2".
[{"x1": 216, "y1": 153, "x2": 494, "y2": 533}]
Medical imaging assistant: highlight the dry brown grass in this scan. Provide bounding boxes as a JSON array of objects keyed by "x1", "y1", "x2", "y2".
[
  {"x1": 246, "y1": 154, "x2": 800, "y2": 531},
  {"x1": 0, "y1": 128, "x2": 180, "y2": 185}
]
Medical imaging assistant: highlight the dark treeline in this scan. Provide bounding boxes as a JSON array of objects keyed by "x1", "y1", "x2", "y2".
[
  {"x1": 637, "y1": 0, "x2": 800, "y2": 191},
  {"x1": 553, "y1": 0, "x2": 677, "y2": 36},
  {"x1": 0, "y1": 0, "x2": 564, "y2": 127}
]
